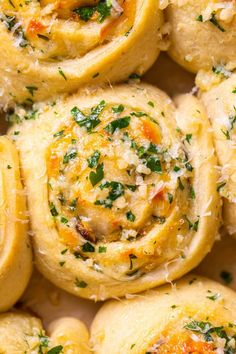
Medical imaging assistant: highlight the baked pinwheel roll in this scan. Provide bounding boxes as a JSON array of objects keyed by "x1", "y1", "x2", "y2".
[
  {"x1": 91, "y1": 275, "x2": 236, "y2": 354},
  {"x1": 0, "y1": 136, "x2": 32, "y2": 311},
  {"x1": 8, "y1": 83, "x2": 220, "y2": 300},
  {"x1": 0, "y1": 312, "x2": 90, "y2": 353},
  {"x1": 0, "y1": 0, "x2": 164, "y2": 107},
  {"x1": 166, "y1": 0, "x2": 236, "y2": 76},
  {"x1": 201, "y1": 74, "x2": 236, "y2": 239}
]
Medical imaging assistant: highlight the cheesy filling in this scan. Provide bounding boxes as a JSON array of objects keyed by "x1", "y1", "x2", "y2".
[
  {"x1": 0, "y1": 0, "x2": 135, "y2": 60},
  {"x1": 43, "y1": 100, "x2": 197, "y2": 281}
]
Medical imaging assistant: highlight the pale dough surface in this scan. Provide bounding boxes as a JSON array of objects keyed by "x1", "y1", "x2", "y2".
[{"x1": 1, "y1": 53, "x2": 235, "y2": 328}]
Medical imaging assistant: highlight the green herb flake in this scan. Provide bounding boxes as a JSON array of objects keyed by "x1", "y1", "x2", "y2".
[
  {"x1": 148, "y1": 101, "x2": 155, "y2": 107},
  {"x1": 189, "y1": 186, "x2": 196, "y2": 199},
  {"x1": 112, "y1": 104, "x2": 124, "y2": 114},
  {"x1": 60, "y1": 216, "x2": 68, "y2": 224},
  {"x1": 73, "y1": 1, "x2": 111, "y2": 23},
  {"x1": 53, "y1": 130, "x2": 64, "y2": 138},
  {"x1": 82, "y1": 242, "x2": 95, "y2": 252},
  {"x1": 206, "y1": 292, "x2": 220, "y2": 301},
  {"x1": 47, "y1": 345, "x2": 63, "y2": 354},
  {"x1": 58, "y1": 67, "x2": 67, "y2": 80},
  {"x1": 87, "y1": 150, "x2": 101, "y2": 168},
  {"x1": 25, "y1": 86, "x2": 38, "y2": 97},
  {"x1": 71, "y1": 100, "x2": 105, "y2": 132},
  {"x1": 209, "y1": 12, "x2": 225, "y2": 32},
  {"x1": 105, "y1": 116, "x2": 130, "y2": 134},
  {"x1": 89, "y1": 163, "x2": 104, "y2": 186},
  {"x1": 49, "y1": 202, "x2": 58, "y2": 217},
  {"x1": 126, "y1": 210, "x2": 136, "y2": 222},
  {"x1": 75, "y1": 278, "x2": 88, "y2": 288},
  {"x1": 185, "y1": 134, "x2": 192, "y2": 144},
  {"x1": 98, "y1": 246, "x2": 107, "y2": 253},
  {"x1": 146, "y1": 156, "x2": 162, "y2": 173},
  {"x1": 63, "y1": 148, "x2": 77, "y2": 164}
]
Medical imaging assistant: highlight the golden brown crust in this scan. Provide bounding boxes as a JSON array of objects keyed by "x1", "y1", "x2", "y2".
[
  {"x1": 0, "y1": 0, "x2": 164, "y2": 106},
  {"x1": 91, "y1": 275, "x2": 236, "y2": 354},
  {"x1": 8, "y1": 83, "x2": 220, "y2": 299}
]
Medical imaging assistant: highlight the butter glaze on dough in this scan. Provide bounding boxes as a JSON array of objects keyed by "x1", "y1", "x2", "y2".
[{"x1": 8, "y1": 83, "x2": 220, "y2": 300}]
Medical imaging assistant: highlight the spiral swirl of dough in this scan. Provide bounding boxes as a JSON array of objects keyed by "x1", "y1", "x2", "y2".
[
  {"x1": 91, "y1": 275, "x2": 236, "y2": 354},
  {"x1": 8, "y1": 83, "x2": 220, "y2": 300},
  {"x1": 0, "y1": 0, "x2": 164, "y2": 106}
]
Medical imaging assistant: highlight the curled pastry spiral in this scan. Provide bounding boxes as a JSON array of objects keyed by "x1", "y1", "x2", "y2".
[
  {"x1": 0, "y1": 0, "x2": 164, "y2": 106},
  {"x1": 201, "y1": 74, "x2": 236, "y2": 239},
  {"x1": 166, "y1": 0, "x2": 236, "y2": 76},
  {"x1": 0, "y1": 136, "x2": 32, "y2": 311},
  {"x1": 0, "y1": 312, "x2": 90, "y2": 353},
  {"x1": 91, "y1": 275, "x2": 236, "y2": 354},
  {"x1": 8, "y1": 83, "x2": 220, "y2": 300}
]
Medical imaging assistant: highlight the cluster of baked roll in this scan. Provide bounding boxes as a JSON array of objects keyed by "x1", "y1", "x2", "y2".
[{"x1": 0, "y1": 0, "x2": 235, "y2": 353}]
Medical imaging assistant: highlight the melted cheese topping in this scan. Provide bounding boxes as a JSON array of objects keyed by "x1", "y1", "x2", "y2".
[
  {"x1": 0, "y1": 0, "x2": 135, "y2": 60},
  {"x1": 8, "y1": 84, "x2": 220, "y2": 299},
  {"x1": 0, "y1": 0, "x2": 164, "y2": 106},
  {"x1": 147, "y1": 332, "x2": 216, "y2": 354},
  {"x1": 91, "y1": 276, "x2": 236, "y2": 354},
  {"x1": 45, "y1": 100, "x2": 195, "y2": 280}
]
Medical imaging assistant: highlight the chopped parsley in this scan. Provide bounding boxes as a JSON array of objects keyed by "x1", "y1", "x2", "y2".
[
  {"x1": 126, "y1": 210, "x2": 136, "y2": 222},
  {"x1": 63, "y1": 148, "x2": 77, "y2": 164},
  {"x1": 47, "y1": 346, "x2": 63, "y2": 354},
  {"x1": 112, "y1": 104, "x2": 124, "y2": 114},
  {"x1": 25, "y1": 86, "x2": 38, "y2": 97},
  {"x1": 73, "y1": 0, "x2": 112, "y2": 23},
  {"x1": 75, "y1": 278, "x2": 88, "y2": 288},
  {"x1": 53, "y1": 130, "x2": 64, "y2": 138},
  {"x1": 196, "y1": 12, "x2": 225, "y2": 32},
  {"x1": 105, "y1": 116, "x2": 130, "y2": 134},
  {"x1": 185, "y1": 134, "x2": 192, "y2": 144},
  {"x1": 82, "y1": 242, "x2": 95, "y2": 252},
  {"x1": 212, "y1": 65, "x2": 232, "y2": 79},
  {"x1": 71, "y1": 100, "x2": 106, "y2": 132},
  {"x1": 146, "y1": 156, "x2": 162, "y2": 173},
  {"x1": 49, "y1": 202, "x2": 58, "y2": 217},
  {"x1": 209, "y1": 12, "x2": 225, "y2": 32},
  {"x1": 95, "y1": 181, "x2": 125, "y2": 208},
  {"x1": 185, "y1": 216, "x2": 199, "y2": 231},
  {"x1": 206, "y1": 291, "x2": 220, "y2": 301},
  {"x1": 87, "y1": 150, "x2": 101, "y2": 168},
  {"x1": 98, "y1": 246, "x2": 107, "y2": 253},
  {"x1": 58, "y1": 67, "x2": 67, "y2": 80},
  {"x1": 89, "y1": 163, "x2": 104, "y2": 186},
  {"x1": 184, "y1": 320, "x2": 235, "y2": 352}
]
